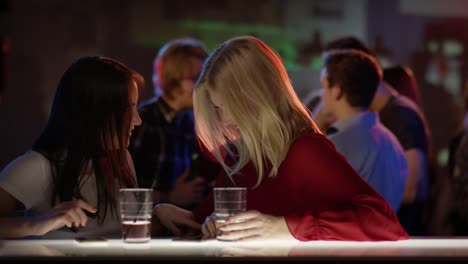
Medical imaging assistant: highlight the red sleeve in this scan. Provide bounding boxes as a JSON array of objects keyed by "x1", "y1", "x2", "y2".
[
  {"x1": 193, "y1": 189, "x2": 214, "y2": 224},
  {"x1": 192, "y1": 144, "x2": 230, "y2": 223},
  {"x1": 192, "y1": 168, "x2": 226, "y2": 223},
  {"x1": 284, "y1": 134, "x2": 408, "y2": 241}
]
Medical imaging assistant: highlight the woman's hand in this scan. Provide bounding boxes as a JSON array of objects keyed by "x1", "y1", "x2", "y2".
[
  {"x1": 217, "y1": 210, "x2": 295, "y2": 241},
  {"x1": 32, "y1": 199, "x2": 97, "y2": 236},
  {"x1": 201, "y1": 214, "x2": 217, "y2": 239},
  {"x1": 153, "y1": 203, "x2": 201, "y2": 237}
]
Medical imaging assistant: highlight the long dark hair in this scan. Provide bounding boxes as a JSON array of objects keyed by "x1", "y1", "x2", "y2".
[{"x1": 33, "y1": 56, "x2": 144, "y2": 223}]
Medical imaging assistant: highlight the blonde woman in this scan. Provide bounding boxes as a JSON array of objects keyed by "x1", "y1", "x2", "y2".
[{"x1": 155, "y1": 36, "x2": 408, "y2": 241}]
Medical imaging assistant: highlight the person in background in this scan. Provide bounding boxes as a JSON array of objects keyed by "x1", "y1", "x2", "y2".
[
  {"x1": 130, "y1": 38, "x2": 218, "y2": 210},
  {"x1": 154, "y1": 36, "x2": 408, "y2": 241},
  {"x1": 384, "y1": 65, "x2": 422, "y2": 107},
  {"x1": 432, "y1": 86, "x2": 468, "y2": 235},
  {"x1": 323, "y1": 36, "x2": 434, "y2": 235},
  {"x1": 0, "y1": 56, "x2": 143, "y2": 238},
  {"x1": 320, "y1": 49, "x2": 407, "y2": 212}
]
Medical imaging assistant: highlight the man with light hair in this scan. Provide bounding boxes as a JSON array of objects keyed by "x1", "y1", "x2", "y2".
[{"x1": 130, "y1": 38, "x2": 218, "y2": 209}]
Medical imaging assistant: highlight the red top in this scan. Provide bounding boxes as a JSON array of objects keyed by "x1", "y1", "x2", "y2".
[{"x1": 193, "y1": 132, "x2": 409, "y2": 241}]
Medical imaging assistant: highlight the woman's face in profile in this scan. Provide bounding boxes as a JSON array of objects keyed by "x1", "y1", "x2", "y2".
[
  {"x1": 210, "y1": 91, "x2": 235, "y2": 128},
  {"x1": 107, "y1": 80, "x2": 142, "y2": 150},
  {"x1": 123, "y1": 80, "x2": 142, "y2": 147}
]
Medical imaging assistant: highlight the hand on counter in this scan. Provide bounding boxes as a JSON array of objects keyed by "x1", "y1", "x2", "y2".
[
  {"x1": 153, "y1": 203, "x2": 201, "y2": 237},
  {"x1": 216, "y1": 210, "x2": 295, "y2": 241},
  {"x1": 32, "y1": 199, "x2": 97, "y2": 236}
]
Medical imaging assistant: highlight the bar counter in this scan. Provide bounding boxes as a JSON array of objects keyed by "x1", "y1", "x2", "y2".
[{"x1": 1, "y1": 237, "x2": 468, "y2": 263}]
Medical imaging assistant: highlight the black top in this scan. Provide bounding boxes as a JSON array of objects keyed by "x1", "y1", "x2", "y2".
[
  {"x1": 379, "y1": 94, "x2": 428, "y2": 152},
  {"x1": 379, "y1": 94, "x2": 431, "y2": 235}
]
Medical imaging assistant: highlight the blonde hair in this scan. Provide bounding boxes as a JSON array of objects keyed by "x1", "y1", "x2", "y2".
[{"x1": 194, "y1": 36, "x2": 320, "y2": 188}]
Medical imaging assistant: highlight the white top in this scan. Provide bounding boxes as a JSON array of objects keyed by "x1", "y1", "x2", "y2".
[{"x1": 0, "y1": 150, "x2": 123, "y2": 239}]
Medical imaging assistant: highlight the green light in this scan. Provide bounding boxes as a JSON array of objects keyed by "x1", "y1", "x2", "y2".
[
  {"x1": 136, "y1": 19, "x2": 306, "y2": 70},
  {"x1": 181, "y1": 20, "x2": 283, "y2": 35},
  {"x1": 310, "y1": 56, "x2": 323, "y2": 71}
]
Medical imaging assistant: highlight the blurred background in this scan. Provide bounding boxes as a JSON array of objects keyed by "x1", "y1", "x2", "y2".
[{"x1": 0, "y1": 0, "x2": 467, "y2": 182}]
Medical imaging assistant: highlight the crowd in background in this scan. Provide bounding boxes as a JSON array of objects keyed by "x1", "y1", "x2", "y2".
[{"x1": 0, "y1": 33, "x2": 466, "y2": 240}]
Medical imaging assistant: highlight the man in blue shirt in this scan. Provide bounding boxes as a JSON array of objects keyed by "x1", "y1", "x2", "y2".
[{"x1": 319, "y1": 49, "x2": 407, "y2": 212}]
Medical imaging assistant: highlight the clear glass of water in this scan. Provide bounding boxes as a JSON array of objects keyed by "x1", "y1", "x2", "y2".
[
  {"x1": 213, "y1": 187, "x2": 247, "y2": 241},
  {"x1": 120, "y1": 188, "x2": 153, "y2": 243}
]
